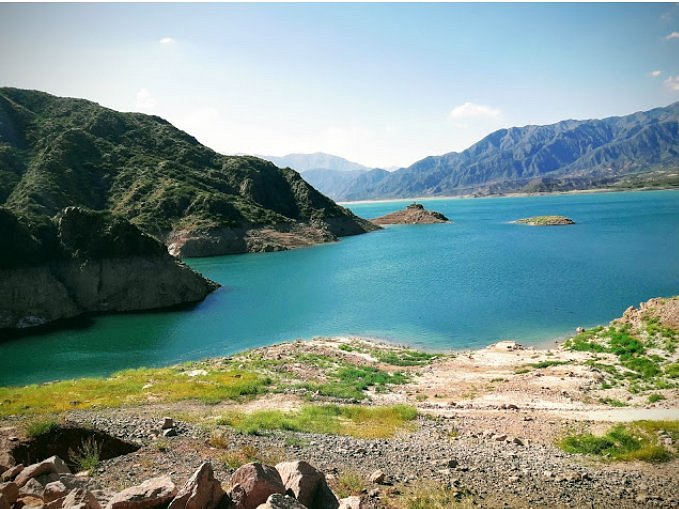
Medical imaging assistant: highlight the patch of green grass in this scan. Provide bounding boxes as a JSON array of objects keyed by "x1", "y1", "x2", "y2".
[
  {"x1": 217, "y1": 404, "x2": 417, "y2": 439},
  {"x1": 622, "y1": 356, "x2": 661, "y2": 379},
  {"x1": 531, "y1": 360, "x2": 569, "y2": 369},
  {"x1": 333, "y1": 470, "x2": 365, "y2": 499},
  {"x1": 599, "y1": 397, "x2": 628, "y2": 407},
  {"x1": 647, "y1": 393, "x2": 665, "y2": 404},
  {"x1": 25, "y1": 418, "x2": 59, "y2": 437},
  {"x1": 373, "y1": 349, "x2": 437, "y2": 366},
  {"x1": 69, "y1": 437, "x2": 102, "y2": 471},
  {"x1": 606, "y1": 326, "x2": 645, "y2": 359},
  {"x1": 219, "y1": 444, "x2": 285, "y2": 469},
  {"x1": 513, "y1": 367, "x2": 531, "y2": 375},
  {"x1": 564, "y1": 328, "x2": 607, "y2": 353},
  {"x1": 665, "y1": 363, "x2": 679, "y2": 378},
  {"x1": 303, "y1": 365, "x2": 409, "y2": 400},
  {"x1": 0, "y1": 364, "x2": 269, "y2": 417},
  {"x1": 559, "y1": 421, "x2": 677, "y2": 463},
  {"x1": 386, "y1": 482, "x2": 474, "y2": 509}
]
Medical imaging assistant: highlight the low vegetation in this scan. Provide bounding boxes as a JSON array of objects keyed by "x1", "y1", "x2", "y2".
[
  {"x1": 559, "y1": 421, "x2": 678, "y2": 463},
  {"x1": 69, "y1": 437, "x2": 102, "y2": 471},
  {"x1": 563, "y1": 299, "x2": 679, "y2": 396},
  {"x1": 217, "y1": 404, "x2": 418, "y2": 439},
  {"x1": 0, "y1": 364, "x2": 268, "y2": 417}
]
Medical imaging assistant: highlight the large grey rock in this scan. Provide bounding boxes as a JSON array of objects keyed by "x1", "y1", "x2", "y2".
[
  {"x1": 274, "y1": 462, "x2": 337, "y2": 509},
  {"x1": 256, "y1": 493, "x2": 307, "y2": 509},
  {"x1": 168, "y1": 463, "x2": 226, "y2": 509},
  {"x1": 230, "y1": 463, "x2": 285, "y2": 509},
  {"x1": 63, "y1": 488, "x2": 102, "y2": 509},
  {"x1": 106, "y1": 477, "x2": 176, "y2": 509},
  {"x1": 15, "y1": 457, "x2": 70, "y2": 488}
]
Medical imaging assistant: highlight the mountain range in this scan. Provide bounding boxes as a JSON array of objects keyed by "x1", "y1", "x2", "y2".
[{"x1": 288, "y1": 103, "x2": 679, "y2": 201}]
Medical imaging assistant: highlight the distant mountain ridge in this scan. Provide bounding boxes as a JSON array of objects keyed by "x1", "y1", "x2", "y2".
[
  {"x1": 261, "y1": 152, "x2": 372, "y2": 173},
  {"x1": 320, "y1": 103, "x2": 679, "y2": 201}
]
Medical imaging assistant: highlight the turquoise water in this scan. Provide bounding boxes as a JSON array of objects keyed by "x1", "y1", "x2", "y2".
[{"x1": 1, "y1": 190, "x2": 678, "y2": 386}]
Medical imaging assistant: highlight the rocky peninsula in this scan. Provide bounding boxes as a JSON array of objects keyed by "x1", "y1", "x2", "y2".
[
  {"x1": 0, "y1": 207, "x2": 217, "y2": 331},
  {"x1": 514, "y1": 215, "x2": 575, "y2": 226},
  {"x1": 1, "y1": 296, "x2": 677, "y2": 508},
  {"x1": 372, "y1": 203, "x2": 449, "y2": 225}
]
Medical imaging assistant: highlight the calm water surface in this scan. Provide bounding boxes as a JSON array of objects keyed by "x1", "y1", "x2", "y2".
[{"x1": 2, "y1": 190, "x2": 678, "y2": 386}]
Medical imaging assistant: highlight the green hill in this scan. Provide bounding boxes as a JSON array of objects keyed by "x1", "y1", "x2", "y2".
[{"x1": 0, "y1": 88, "x2": 377, "y2": 256}]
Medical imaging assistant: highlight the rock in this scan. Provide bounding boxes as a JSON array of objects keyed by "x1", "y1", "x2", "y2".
[
  {"x1": 493, "y1": 434, "x2": 508, "y2": 442},
  {"x1": 275, "y1": 461, "x2": 338, "y2": 509},
  {"x1": 511, "y1": 437, "x2": 524, "y2": 446},
  {"x1": 44, "y1": 482, "x2": 69, "y2": 503},
  {"x1": 15, "y1": 457, "x2": 70, "y2": 488},
  {"x1": 63, "y1": 488, "x2": 102, "y2": 509},
  {"x1": 161, "y1": 418, "x2": 174, "y2": 430},
  {"x1": 576, "y1": 327, "x2": 585, "y2": 333},
  {"x1": 0, "y1": 483, "x2": 19, "y2": 505},
  {"x1": 514, "y1": 216, "x2": 575, "y2": 226},
  {"x1": 20, "y1": 479, "x2": 46, "y2": 499},
  {"x1": 0, "y1": 454, "x2": 15, "y2": 469},
  {"x1": 338, "y1": 496, "x2": 364, "y2": 509},
  {"x1": 368, "y1": 470, "x2": 385, "y2": 485},
  {"x1": 168, "y1": 463, "x2": 226, "y2": 509},
  {"x1": 36, "y1": 474, "x2": 61, "y2": 487},
  {"x1": 106, "y1": 476, "x2": 176, "y2": 509},
  {"x1": 255, "y1": 493, "x2": 307, "y2": 509},
  {"x1": 162, "y1": 429, "x2": 177, "y2": 438},
  {"x1": 372, "y1": 203, "x2": 449, "y2": 225},
  {"x1": 0, "y1": 493, "x2": 9, "y2": 509},
  {"x1": 2, "y1": 464, "x2": 24, "y2": 482},
  {"x1": 17, "y1": 495, "x2": 45, "y2": 508},
  {"x1": 230, "y1": 463, "x2": 285, "y2": 509}
]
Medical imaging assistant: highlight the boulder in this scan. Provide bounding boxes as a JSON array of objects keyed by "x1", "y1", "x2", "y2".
[
  {"x1": 0, "y1": 493, "x2": 9, "y2": 509},
  {"x1": 368, "y1": 470, "x2": 384, "y2": 485},
  {"x1": 63, "y1": 488, "x2": 102, "y2": 509},
  {"x1": 20, "y1": 479, "x2": 46, "y2": 498},
  {"x1": 44, "y1": 482, "x2": 69, "y2": 503},
  {"x1": 106, "y1": 477, "x2": 176, "y2": 509},
  {"x1": 0, "y1": 483, "x2": 19, "y2": 505},
  {"x1": 2, "y1": 464, "x2": 24, "y2": 482},
  {"x1": 338, "y1": 497, "x2": 364, "y2": 509},
  {"x1": 230, "y1": 463, "x2": 285, "y2": 509},
  {"x1": 0, "y1": 453, "x2": 15, "y2": 469},
  {"x1": 275, "y1": 462, "x2": 337, "y2": 509},
  {"x1": 255, "y1": 494, "x2": 307, "y2": 509},
  {"x1": 15, "y1": 457, "x2": 70, "y2": 488},
  {"x1": 168, "y1": 463, "x2": 226, "y2": 509}
]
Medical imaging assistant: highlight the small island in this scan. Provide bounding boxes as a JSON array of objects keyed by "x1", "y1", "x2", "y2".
[
  {"x1": 372, "y1": 203, "x2": 450, "y2": 225},
  {"x1": 514, "y1": 215, "x2": 575, "y2": 226}
]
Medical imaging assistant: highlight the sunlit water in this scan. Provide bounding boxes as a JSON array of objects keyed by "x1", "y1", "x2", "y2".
[{"x1": 2, "y1": 190, "x2": 678, "y2": 386}]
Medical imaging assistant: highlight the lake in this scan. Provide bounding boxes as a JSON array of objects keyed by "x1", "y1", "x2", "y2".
[{"x1": 1, "y1": 190, "x2": 678, "y2": 386}]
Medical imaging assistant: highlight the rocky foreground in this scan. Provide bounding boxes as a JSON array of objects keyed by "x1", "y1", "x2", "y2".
[
  {"x1": 371, "y1": 204, "x2": 449, "y2": 225},
  {"x1": 1, "y1": 297, "x2": 678, "y2": 508}
]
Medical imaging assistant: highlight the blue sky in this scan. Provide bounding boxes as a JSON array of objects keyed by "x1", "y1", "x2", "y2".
[{"x1": 1, "y1": 3, "x2": 678, "y2": 168}]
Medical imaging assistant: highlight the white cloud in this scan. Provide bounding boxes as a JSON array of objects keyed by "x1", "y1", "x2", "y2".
[
  {"x1": 135, "y1": 88, "x2": 157, "y2": 110},
  {"x1": 450, "y1": 101, "x2": 502, "y2": 119},
  {"x1": 649, "y1": 70, "x2": 662, "y2": 78},
  {"x1": 666, "y1": 31, "x2": 679, "y2": 40},
  {"x1": 664, "y1": 76, "x2": 679, "y2": 91},
  {"x1": 159, "y1": 37, "x2": 176, "y2": 45}
]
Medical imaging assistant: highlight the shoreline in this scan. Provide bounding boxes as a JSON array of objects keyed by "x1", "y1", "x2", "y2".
[{"x1": 338, "y1": 185, "x2": 679, "y2": 206}]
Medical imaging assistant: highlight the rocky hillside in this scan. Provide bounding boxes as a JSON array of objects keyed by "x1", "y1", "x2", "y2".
[
  {"x1": 0, "y1": 88, "x2": 377, "y2": 257},
  {"x1": 330, "y1": 102, "x2": 679, "y2": 200},
  {"x1": 0, "y1": 206, "x2": 217, "y2": 330}
]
